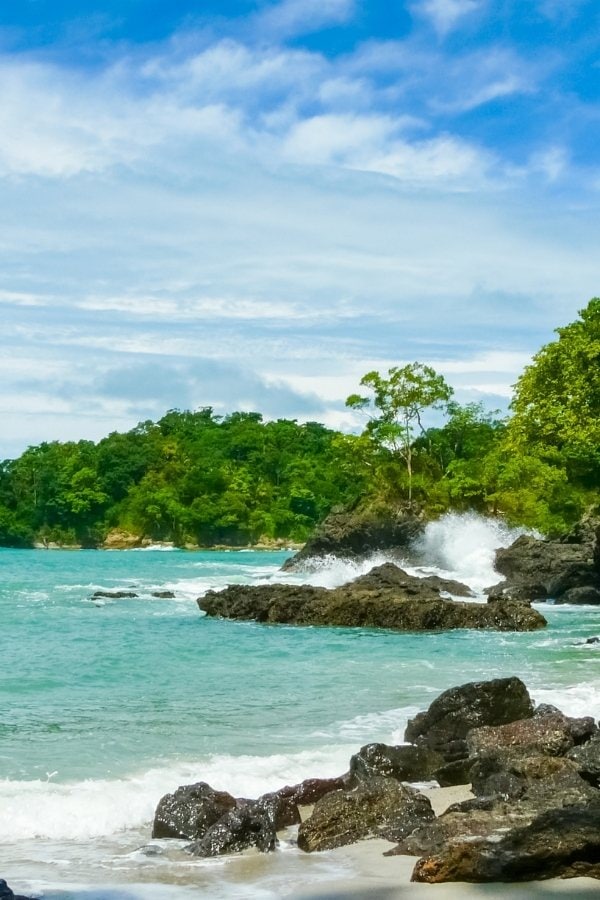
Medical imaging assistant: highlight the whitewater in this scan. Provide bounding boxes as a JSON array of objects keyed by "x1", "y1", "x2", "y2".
[{"x1": 1, "y1": 513, "x2": 599, "y2": 898}]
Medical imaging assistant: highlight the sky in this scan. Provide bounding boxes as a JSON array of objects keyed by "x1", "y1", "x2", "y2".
[{"x1": 1, "y1": 0, "x2": 600, "y2": 458}]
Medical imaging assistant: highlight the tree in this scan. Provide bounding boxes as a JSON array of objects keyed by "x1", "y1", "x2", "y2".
[{"x1": 346, "y1": 363, "x2": 453, "y2": 504}]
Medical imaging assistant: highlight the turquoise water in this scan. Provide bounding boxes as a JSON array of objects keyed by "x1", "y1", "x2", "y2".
[{"x1": 1, "y1": 527, "x2": 599, "y2": 897}]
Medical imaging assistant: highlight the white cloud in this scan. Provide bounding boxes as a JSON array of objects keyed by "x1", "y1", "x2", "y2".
[
  {"x1": 415, "y1": 0, "x2": 483, "y2": 36},
  {"x1": 255, "y1": 0, "x2": 356, "y2": 39}
]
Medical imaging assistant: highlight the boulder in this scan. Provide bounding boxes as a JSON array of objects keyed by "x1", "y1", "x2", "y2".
[
  {"x1": 151, "y1": 590, "x2": 176, "y2": 599},
  {"x1": 186, "y1": 799, "x2": 279, "y2": 857},
  {"x1": 152, "y1": 782, "x2": 236, "y2": 840},
  {"x1": 411, "y1": 802, "x2": 600, "y2": 883},
  {"x1": 350, "y1": 564, "x2": 472, "y2": 598},
  {"x1": 297, "y1": 777, "x2": 434, "y2": 852},
  {"x1": 470, "y1": 752, "x2": 599, "y2": 804},
  {"x1": 349, "y1": 743, "x2": 443, "y2": 784},
  {"x1": 199, "y1": 577, "x2": 547, "y2": 634},
  {"x1": 556, "y1": 586, "x2": 600, "y2": 605},
  {"x1": 466, "y1": 711, "x2": 597, "y2": 759},
  {"x1": 92, "y1": 590, "x2": 138, "y2": 599},
  {"x1": 568, "y1": 733, "x2": 600, "y2": 787},
  {"x1": 404, "y1": 677, "x2": 534, "y2": 759},
  {"x1": 282, "y1": 507, "x2": 423, "y2": 570},
  {"x1": 273, "y1": 775, "x2": 349, "y2": 807}
]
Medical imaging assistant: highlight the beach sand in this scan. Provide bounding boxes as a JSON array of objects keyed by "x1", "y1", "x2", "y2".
[{"x1": 284, "y1": 785, "x2": 600, "y2": 899}]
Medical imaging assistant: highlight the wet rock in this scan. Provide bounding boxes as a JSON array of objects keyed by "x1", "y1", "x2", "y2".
[
  {"x1": 152, "y1": 781, "x2": 237, "y2": 840},
  {"x1": 434, "y1": 757, "x2": 475, "y2": 787},
  {"x1": 199, "y1": 581, "x2": 546, "y2": 633},
  {"x1": 274, "y1": 775, "x2": 349, "y2": 807},
  {"x1": 349, "y1": 743, "x2": 443, "y2": 784},
  {"x1": 151, "y1": 590, "x2": 176, "y2": 599},
  {"x1": 547, "y1": 564, "x2": 600, "y2": 598},
  {"x1": 583, "y1": 636, "x2": 600, "y2": 644},
  {"x1": 411, "y1": 802, "x2": 600, "y2": 883},
  {"x1": 92, "y1": 590, "x2": 139, "y2": 599},
  {"x1": 466, "y1": 711, "x2": 597, "y2": 759},
  {"x1": 297, "y1": 777, "x2": 434, "y2": 852},
  {"x1": 556, "y1": 586, "x2": 600, "y2": 605},
  {"x1": 568, "y1": 733, "x2": 600, "y2": 787},
  {"x1": 252, "y1": 791, "x2": 301, "y2": 829},
  {"x1": 281, "y1": 507, "x2": 423, "y2": 570},
  {"x1": 350, "y1": 564, "x2": 472, "y2": 598},
  {"x1": 486, "y1": 582, "x2": 547, "y2": 603},
  {"x1": 404, "y1": 677, "x2": 534, "y2": 759},
  {"x1": 187, "y1": 799, "x2": 279, "y2": 857},
  {"x1": 495, "y1": 535, "x2": 593, "y2": 586}
]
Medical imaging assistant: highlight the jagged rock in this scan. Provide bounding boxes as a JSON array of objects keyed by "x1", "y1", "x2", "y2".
[
  {"x1": 297, "y1": 777, "x2": 434, "y2": 852},
  {"x1": 92, "y1": 590, "x2": 139, "y2": 599},
  {"x1": 486, "y1": 581, "x2": 547, "y2": 602},
  {"x1": 252, "y1": 791, "x2": 301, "y2": 829},
  {"x1": 470, "y1": 752, "x2": 599, "y2": 804},
  {"x1": 199, "y1": 577, "x2": 546, "y2": 633},
  {"x1": 282, "y1": 507, "x2": 423, "y2": 570},
  {"x1": 411, "y1": 802, "x2": 600, "y2": 883},
  {"x1": 349, "y1": 743, "x2": 443, "y2": 783},
  {"x1": 556, "y1": 586, "x2": 600, "y2": 605},
  {"x1": 547, "y1": 564, "x2": 600, "y2": 597},
  {"x1": 350, "y1": 564, "x2": 472, "y2": 598},
  {"x1": 568, "y1": 733, "x2": 600, "y2": 787},
  {"x1": 152, "y1": 782, "x2": 236, "y2": 840},
  {"x1": 404, "y1": 677, "x2": 534, "y2": 760},
  {"x1": 274, "y1": 775, "x2": 349, "y2": 807},
  {"x1": 466, "y1": 711, "x2": 597, "y2": 759},
  {"x1": 187, "y1": 798, "x2": 279, "y2": 857}
]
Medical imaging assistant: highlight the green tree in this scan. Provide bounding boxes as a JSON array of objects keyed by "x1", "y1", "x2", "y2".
[{"x1": 346, "y1": 363, "x2": 453, "y2": 504}]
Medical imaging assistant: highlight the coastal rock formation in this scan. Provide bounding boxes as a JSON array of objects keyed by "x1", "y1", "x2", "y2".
[
  {"x1": 491, "y1": 524, "x2": 600, "y2": 604},
  {"x1": 466, "y1": 709, "x2": 597, "y2": 759},
  {"x1": 349, "y1": 743, "x2": 443, "y2": 783},
  {"x1": 404, "y1": 677, "x2": 535, "y2": 759},
  {"x1": 187, "y1": 798, "x2": 283, "y2": 857},
  {"x1": 199, "y1": 566, "x2": 546, "y2": 633},
  {"x1": 152, "y1": 782, "x2": 237, "y2": 840},
  {"x1": 271, "y1": 775, "x2": 348, "y2": 806},
  {"x1": 282, "y1": 507, "x2": 423, "y2": 570},
  {"x1": 92, "y1": 590, "x2": 139, "y2": 599},
  {"x1": 296, "y1": 778, "x2": 434, "y2": 852},
  {"x1": 411, "y1": 803, "x2": 600, "y2": 883},
  {"x1": 568, "y1": 733, "x2": 600, "y2": 787}
]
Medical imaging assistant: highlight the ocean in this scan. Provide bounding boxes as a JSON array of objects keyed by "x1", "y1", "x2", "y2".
[{"x1": 2, "y1": 513, "x2": 599, "y2": 898}]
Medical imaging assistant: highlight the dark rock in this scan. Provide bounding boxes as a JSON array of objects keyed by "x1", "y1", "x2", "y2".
[
  {"x1": 252, "y1": 791, "x2": 301, "y2": 829},
  {"x1": 556, "y1": 586, "x2": 600, "y2": 605},
  {"x1": 0, "y1": 881, "x2": 35, "y2": 900},
  {"x1": 404, "y1": 677, "x2": 534, "y2": 759},
  {"x1": 282, "y1": 507, "x2": 423, "y2": 570},
  {"x1": 351, "y1": 564, "x2": 472, "y2": 598},
  {"x1": 434, "y1": 757, "x2": 475, "y2": 787},
  {"x1": 297, "y1": 777, "x2": 434, "y2": 852},
  {"x1": 411, "y1": 802, "x2": 600, "y2": 883},
  {"x1": 470, "y1": 752, "x2": 598, "y2": 803},
  {"x1": 152, "y1": 782, "x2": 237, "y2": 840},
  {"x1": 92, "y1": 590, "x2": 138, "y2": 599},
  {"x1": 199, "y1": 581, "x2": 546, "y2": 633},
  {"x1": 349, "y1": 743, "x2": 443, "y2": 783},
  {"x1": 495, "y1": 535, "x2": 593, "y2": 586},
  {"x1": 187, "y1": 798, "x2": 278, "y2": 857},
  {"x1": 583, "y1": 636, "x2": 600, "y2": 644},
  {"x1": 420, "y1": 575, "x2": 474, "y2": 597},
  {"x1": 547, "y1": 564, "x2": 600, "y2": 598},
  {"x1": 151, "y1": 590, "x2": 176, "y2": 598},
  {"x1": 568, "y1": 733, "x2": 600, "y2": 787},
  {"x1": 486, "y1": 582, "x2": 547, "y2": 602},
  {"x1": 466, "y1": 711, "x2": 597, "y2": 759},
  {"x1": 274, "y1": 775, "x2": 349, "y2": 807}
]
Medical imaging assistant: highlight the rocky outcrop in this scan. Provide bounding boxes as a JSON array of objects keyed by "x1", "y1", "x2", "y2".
[
  {"x1": 199, "y1": 565, "x2": 546, "y2": 633},
  {"x1": 411, "y1": 803, "x2": 600, "y2": 883},
  {"x1": 491, "y1": 522, "x2": 600, "y2": 604},
  {"x1": 152, "y1": 782, "x2": 237, "y2": 840},
  {"x1": 404, "y1": 677, "x2": 535, "y2": 760},
  {"x1": 282, "y1": 507, "x2": 423, "y2": 570},
  {"x1": 349, "y1": 743, "x2": 443, "y2": 784},
  {"x1": 568, "y1": 732, "x2": 600, "y2": 787},
  {"x1": 466, "y1": 710, "x2": 597, "y2": 759},
  {"x1": 187, "y1": 798, "x2": 282, "y2": 857},
  {"x1": 297, "y1": 777, "x2": 434, "y2": 852}
]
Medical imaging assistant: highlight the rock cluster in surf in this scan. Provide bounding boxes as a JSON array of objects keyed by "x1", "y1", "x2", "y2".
[
  {"x1": 199, "y1": 562, "x2": 547, "y2": 632},
  {"x1": 151, "y1": 676, "x2": 600, "y2": 883}
]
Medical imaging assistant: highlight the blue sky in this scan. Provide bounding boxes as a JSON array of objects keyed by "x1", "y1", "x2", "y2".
[{"x1": 1, "y1": 0, "x2": 599, "y2": 457}]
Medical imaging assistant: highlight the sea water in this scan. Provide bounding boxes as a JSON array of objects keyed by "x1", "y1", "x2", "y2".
[{"x1": 1, "y1": 514, "x2": 599, "y2": 898}]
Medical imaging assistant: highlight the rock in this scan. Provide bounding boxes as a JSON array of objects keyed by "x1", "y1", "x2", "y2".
[
  {"x1": 282, "y1": 507, "x2": 423, "y2": 570},
  {"x1": 404, "y1": 677, "x2": 534, "y2": 759},
  {"x1": 252, "y1": 791, "x2": 301, "y2": 829},
  {"x1": 92, "y1": 590, "x2": 138, "y2": 599},
  {"x1": 568, "y1": 733, "x2": 600, "y2": 787},
  {"x1": 556, "y1": 586, "x2": 600, "y2": 605},
  {"x1": 466, "y1": 711, "x2": 597, "y2": 759},
  {"x1": 349, "y1": 743, "x2": 443, "y2": 783},
  {"x1": 151, "y1": 590, "x2": 176, "y2": 599},
  {"x1": 583, "y1": 636, "x2": 600, "y2": 644},
  {"x1": 547, "y1": 564, "x2": 600, "y2": 597},
  {"x1": 350, "y1": 564, "x2": 472, "y2": 598},
  {"x1": 187, "y1": 798, "x2": 279, "y2": 857},
  {"x1": 470, "y1": 752, "x2": 598, "y2": 803},
  {"x1": 420, "y1": 575, "x2": 474, "y2": 597},
  {"x1": 101, "y1": 529, "x2": 143, "y2": 549},
  {"x1": 274, "y1": 775, "x2": 349, "y2": 807},
  {"x1": 152, "y1": 782, "x2": 237, "y2": 840},
  {"x1": 297, "y1": 777, "x2": 434, "y2": 852},
  {"x1": 486, "y1": 581, "x2": 547, "y2": 603},
  {"x1": 0, "y1": 881, "x2": 35, "y2": 900},
  {"x1": 199, "y1": 579, "x2": 547, "y2": 633},
  {"x1": 411, "y1": 802, "x2": 600, "y2": 883},
  {"x1": 433, "y1": 757, "x2": 475, "y2": 787}
]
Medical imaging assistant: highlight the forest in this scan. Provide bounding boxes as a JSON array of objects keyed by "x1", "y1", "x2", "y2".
[{"x1": 1, "y1": 298, "x2": 598, "y2": 548}]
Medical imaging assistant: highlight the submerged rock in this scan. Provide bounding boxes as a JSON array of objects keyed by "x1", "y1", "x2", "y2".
[
  {"x1": 297, "y1": 777, "x2": 434, "y2": 852},
  {"x1": 199, "y1": 566, "x2": 546, "y2": 633},
  {"x1": 92, "y1": 590, "x2": 138, "y2": 599},
  {"x1": 152, "y1": 782, "x2": 237, "y2": 840}
]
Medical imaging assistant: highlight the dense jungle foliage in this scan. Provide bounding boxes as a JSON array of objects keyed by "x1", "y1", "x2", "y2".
[{"x1": 1, "y1": 299, "x2": 598, "y2": 547}]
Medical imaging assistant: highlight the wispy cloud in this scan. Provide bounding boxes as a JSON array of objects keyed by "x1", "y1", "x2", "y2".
[{"x1": 413, "y1": 0, "x2": 483, "y2": 36}]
